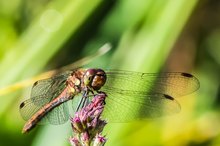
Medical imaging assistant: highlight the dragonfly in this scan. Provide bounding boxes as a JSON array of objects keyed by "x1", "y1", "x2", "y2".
[{"x1": 19, "y1": 68, "x2": 200, "y2": 133}]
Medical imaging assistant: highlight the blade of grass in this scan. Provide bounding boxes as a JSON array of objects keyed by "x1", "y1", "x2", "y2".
[{"x1": 0, "y1": 0, "x2": 103, "y2": 88}]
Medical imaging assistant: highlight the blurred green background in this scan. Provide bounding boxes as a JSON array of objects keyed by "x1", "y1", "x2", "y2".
[{"x1": 0, "y1": 0, "x2": 220, "y2": 145}]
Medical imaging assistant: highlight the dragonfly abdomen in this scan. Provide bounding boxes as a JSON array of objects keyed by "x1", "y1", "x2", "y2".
[{"x1": 22, "y1": 87, "x2": 76, "y2": 133}]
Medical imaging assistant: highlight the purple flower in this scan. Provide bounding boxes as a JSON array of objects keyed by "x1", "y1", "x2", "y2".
[
  {"x1": 69, "y1": 92, "x2": 107, "y2": 146},
  {"x1": 69, "y1": 137, "x2": 81, "y2": 146},
  {"x1": 94, "y1": 134, "x2": 107, "y2": 146}
]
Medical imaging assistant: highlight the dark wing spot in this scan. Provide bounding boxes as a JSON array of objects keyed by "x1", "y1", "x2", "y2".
[
  {"x1": 164, "y1": 94, "x2": 174, "y2": 100},
  {"x1": 20, "y1": 102, "x2": 25, "y2": 109},
  {"x1": 181, "y1": 73, "x2": 193, "y2": 78},
  {"x1": 33, "y1": 81, "x2": 39, "y2": 86}
]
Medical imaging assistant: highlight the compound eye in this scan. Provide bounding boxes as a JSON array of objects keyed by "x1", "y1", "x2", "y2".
[
  {"x1": 88, "y1": 76, "x2": 92, "y2": 81},
  {"x1": 91, "y1": 69, "x2": 106, "y2": 90},
  {"x1": 83, "y1": 69, "x2": 96, "y2": 86}
]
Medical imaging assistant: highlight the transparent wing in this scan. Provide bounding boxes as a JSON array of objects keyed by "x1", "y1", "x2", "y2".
[
  {"x1": 102, "y1": 89, "x2": 181, "y2": 122},
  {"x1": 30, "y1": 71, "x2": 72, "y2": 106},
  {"x1": 45, "y1": 102, "x2": 69, "y2": 125},
  {"x1": 104, "y1": 71, "x2": 200, "y2": 98},
  {"x1": 20, "y1": 96, "x2": 45, "y2": 121},
  {"x1": 71, "y1": 93, "x2": 94, "y2": 115},
  {"x1": 20, "y1": 71, "x2": 74, "y2": 125},
  {"x1": 101, "y1": 71, "x2": 199, "y2": 122},
  {"x1": 19, "y1": 95, "x2": 69, "y2": 125}
]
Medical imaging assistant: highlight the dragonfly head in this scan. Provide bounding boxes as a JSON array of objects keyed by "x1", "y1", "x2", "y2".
[{"x1": 83, "y1": 69, "x2": 106, "y2": 91}]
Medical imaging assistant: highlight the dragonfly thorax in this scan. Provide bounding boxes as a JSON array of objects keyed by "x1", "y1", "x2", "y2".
[{"x1": 83, "y1": 69, "x2": 106, "y2": 91}]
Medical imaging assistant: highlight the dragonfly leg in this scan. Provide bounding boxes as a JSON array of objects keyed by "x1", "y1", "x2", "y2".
[
  {"x1": 75, "y1": 90, "x2": 88, "y2": 112},
  {"x1": 81, "y1": 91, "x2": 89, "y2": 108},
  {"x1": 76, "y1": 91, "x2": 86, "y2": 112},
  {"x1": 75, "y1": 97, "x2": 83, "y2": 112}
]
